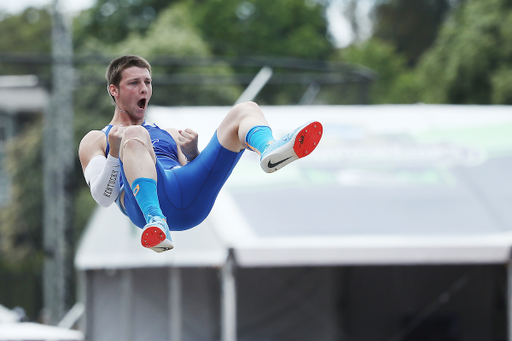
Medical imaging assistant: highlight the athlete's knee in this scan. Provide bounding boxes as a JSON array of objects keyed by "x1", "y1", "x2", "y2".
[
  {"x1": 122, "y1": 126, "x2": 151, "y2": 150},
  {"x1": 124, "y1": 125, "x2": 149, "y2": 138},
  {"x1": 229, "y1": 101, "x2": 261, "y2": 119},
  {"x1": 234, "y1": 100, "x2": 259, "y2": 111}
]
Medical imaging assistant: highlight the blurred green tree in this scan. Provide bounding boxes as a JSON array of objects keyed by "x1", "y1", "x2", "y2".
[
  {"x1": 0, "y1": 120, "x2": 45, "y2": 319},
  {"x1": 334, "y1": 38, "x2": 419, "y2": 104},
  {"x1": 73, "y1": 0, "x2": 177, "y2": 47},
  {"x1": 416, "y1": 0, "x2": 512, "y2": 104},
  {"x1": 0, "y1": 8, "x2": 52, "y2": 75},
  {"x1": 191, "y1": 0, "x2": 333, "y2": 59},
  {"x1": 75, "y1": 0, "x2": 334, "y2": 60},
  {"x1": 0, "y1": 8, "x2": 51, "y2": 53},
  {"x1": 372, "y1": 0, "x2": 464, "y2": 66}
]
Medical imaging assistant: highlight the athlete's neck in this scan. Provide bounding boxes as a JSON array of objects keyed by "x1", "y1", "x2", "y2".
[{"x1": 110, "y1": 106, "x2": 145, "y2": 126}]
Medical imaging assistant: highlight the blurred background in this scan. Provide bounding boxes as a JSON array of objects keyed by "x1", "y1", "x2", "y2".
[{"x1": 1, "y1": 0, "x2": 512, "y2": 339}]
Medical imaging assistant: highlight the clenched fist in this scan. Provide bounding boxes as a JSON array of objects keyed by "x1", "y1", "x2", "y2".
[{"x1": 177, "y1": 128, "x2": 200, "y2": 161}]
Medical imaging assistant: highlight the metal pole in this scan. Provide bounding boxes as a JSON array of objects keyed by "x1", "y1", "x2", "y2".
[
  {"x1": 169, "y1": 267, "x2": 182, "y2": 341},
  {"x1": 508, "y1": 259, "x2": 512, "y2": 341},
  {"x1": 234, "y1": 66, "x2": 273, "y2": 104},
  {"x1": 120, "y1": 269, "x2": 133, "y2": 341},
  {"x1": 299, "y1": 82, "x2": 320, "y2": 105},
  {"x1": 43, "y1": 0, "x2": 74, "y2": 325},
  {"x1": 77, "y1": 270, "x2": 87, "y2": 334},
  {"x1": 221, "y1": 249, "x2": 237, "y2": 341}
]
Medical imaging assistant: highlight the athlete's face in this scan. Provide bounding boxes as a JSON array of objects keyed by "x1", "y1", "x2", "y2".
[{"x1": 110, "y1": 66, "x2": 152, "y2": 121}]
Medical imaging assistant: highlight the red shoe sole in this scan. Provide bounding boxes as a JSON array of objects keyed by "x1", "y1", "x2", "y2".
[
  {"x1": 293, "y1": 121, "x2": 323, "y2": 158},
  {"x1": 141, "y1": 226, "x2": 166, "y2": 248}
]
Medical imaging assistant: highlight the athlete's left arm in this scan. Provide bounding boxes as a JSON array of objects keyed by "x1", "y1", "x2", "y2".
[{"x1": 166, "y1": 128, "x2": 200, "y2": 166}]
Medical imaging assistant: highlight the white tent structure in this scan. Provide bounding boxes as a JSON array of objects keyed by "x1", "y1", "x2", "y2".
[
  {"x1": 0, "y1": 304, "x2": 83, "y2": 341},
  {"x1": 76, "y1": 105, "x2": 512, "y2": 341},
  {"x1": 0, "y1": 323, "x2": 84, "y2": 341}
]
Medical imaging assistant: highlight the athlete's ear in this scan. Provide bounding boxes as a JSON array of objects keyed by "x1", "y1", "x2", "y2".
[{"x1": 108, "y1": 84, "x2": 119, "y2": 98}]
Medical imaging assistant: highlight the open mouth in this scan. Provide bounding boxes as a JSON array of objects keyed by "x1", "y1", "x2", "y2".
[{"x1": 137, "y1": 99, "x2": 146, "y2": 109}]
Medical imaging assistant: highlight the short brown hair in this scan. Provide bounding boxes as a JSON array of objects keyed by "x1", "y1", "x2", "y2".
[{"x1": 106, "y1": 55, "x2": 152, "y2": 101}]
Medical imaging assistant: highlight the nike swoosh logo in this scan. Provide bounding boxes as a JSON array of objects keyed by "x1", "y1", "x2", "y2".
[{"x1": 268, "y1": 157, "x2": 292, "y2": 168}]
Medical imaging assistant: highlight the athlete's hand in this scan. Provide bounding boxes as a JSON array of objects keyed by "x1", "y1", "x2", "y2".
[
  {"x1": 177, "y1": 128, "x2": 200, "y2": 162},
  {"x1": 108, "y1": 124, "x2": 126, "y2": 159}
]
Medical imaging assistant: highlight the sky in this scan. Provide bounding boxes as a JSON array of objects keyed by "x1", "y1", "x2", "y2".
[
  {"x1": 0, "y1": 0, "x2": 373, "y2": 48},
  {"x1": 0, "y1": 0, "x2": 95, "y2": 14}
]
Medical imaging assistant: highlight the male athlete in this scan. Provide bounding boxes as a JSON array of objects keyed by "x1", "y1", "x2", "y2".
[{"x1": 79, "y1": 55, "x2": 322, "y2": 253}]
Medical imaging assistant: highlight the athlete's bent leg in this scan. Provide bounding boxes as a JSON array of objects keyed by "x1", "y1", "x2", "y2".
[
  {"x1": 216, "y1": 101, "x2": 323, "y2": 173},
  {"x1": 120, "y1": 126, "x2": 173, "y2": 252}
]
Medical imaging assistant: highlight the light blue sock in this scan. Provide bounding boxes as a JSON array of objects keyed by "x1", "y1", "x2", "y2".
[
  {"x1": 245, "y1": 126, "x2": 275, "y2": 155},
  {"x1": 131, "y1": 178, "x2": 164, "y2": 224}
]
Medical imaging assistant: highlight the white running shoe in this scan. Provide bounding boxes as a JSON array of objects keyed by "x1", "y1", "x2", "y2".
[
  {"x1": 260, "y1": 121, "x2": 323, "y2": 173},
  {"x1": 141, "y1": 216, "x2": 174, "y2": 253}
]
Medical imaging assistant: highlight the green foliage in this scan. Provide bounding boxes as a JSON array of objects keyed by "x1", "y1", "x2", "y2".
[
  {"x1": 0, "y1": 8, "x2": 52, "y2": 75},
  {"x1": 192, "y1": 0, "x2": 333, "y2": 59},
  {"x1": 372, "y1": 0, "x2": 461, "y2": 65},
  {"x1": 73, "y1": 0, "x2": 178, "y2": 47},
  {"x1": 0, "y1": 120, "x2": 44, "y2": 261},
  {"x1": 359, "y1": 0, "x2": 512, "y2": 104},
  {"x1": 74, "y1": 0, "x2": 334, "y2": 59},
  {"x1": 0, "y1": 8, "x2": 51, "y2": 53},
  {"x1": 0, "y1": 256, "x2": 42, "y2": 320},
  {"x1": 336, "y1": 38, "x2": 420, "y2": 104},
  {"x1": 114, "y1": 3, "x2": 210, "y2": 56},
  {"x1": 415, "y1": 0, "x2": 512, "y2": 104},
  {"x1": 491, "y1": 65, "x2": 512, "y2": 104},
  {"x1": 74, "y1": 0, "x2": 336, "y2": 105}
]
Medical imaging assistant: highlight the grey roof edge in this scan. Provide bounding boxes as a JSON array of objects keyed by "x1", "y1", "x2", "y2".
[{"x1": 233, "y1": 233, "x2": 512, "y2": 267}]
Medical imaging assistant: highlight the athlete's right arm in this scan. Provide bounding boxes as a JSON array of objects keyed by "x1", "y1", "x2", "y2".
[{"x1": 78, "y1": 130, "x2": 121, "y2": 207}]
